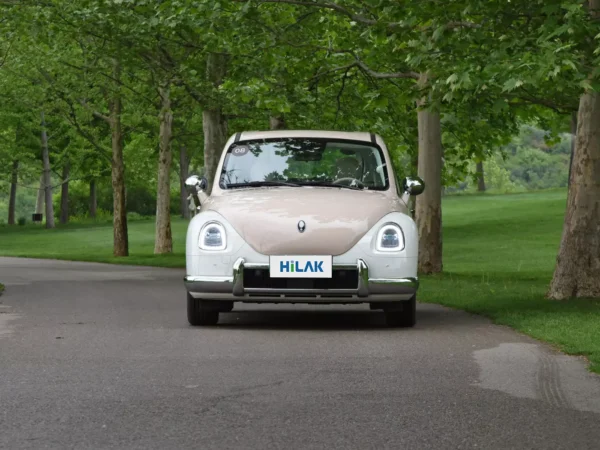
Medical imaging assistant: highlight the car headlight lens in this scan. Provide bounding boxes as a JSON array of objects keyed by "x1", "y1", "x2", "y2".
[
  {"x1": 199, "y1": 222, "x2": 227, "y2": 250},
  {"x1": 375, "y1": 224, "x2": 404, "y2": 251}
]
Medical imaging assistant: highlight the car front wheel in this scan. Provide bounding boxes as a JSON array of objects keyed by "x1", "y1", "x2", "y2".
[
  {"x1": 187, "y1": 293, "x2": 219, "y2": 326},
  {"x1": 384, "y1": 295, "x2": 416, "y2": 328}
]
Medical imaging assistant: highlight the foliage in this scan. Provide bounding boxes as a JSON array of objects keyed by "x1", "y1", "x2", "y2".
[
  {"x1": 1, "y1": 0, "x2": 586, "y2": 208},
  {"x1": 449, "y1": 125, "x2": 572, "y2": 194},
  {"x1": 505, "y1": 149, "x2": 569, "y2": 190},
  {"x1": 447, "y1": 155, "x2": 524, "y2": 195},
  {"x1": 68, "y1": 208, "x2": 113, "y2": 225},
  {"x1": 49, "y1": 179, "x2": 183, "y2": 218}
]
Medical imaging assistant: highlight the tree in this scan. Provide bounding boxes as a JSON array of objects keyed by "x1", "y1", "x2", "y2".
[
  {"x1": 476, "y1": 162, "x2": 486, "y2": 192},
  {"x1": 2, "y1": 1, "x2": 131, "y2": 250},
  {"x1": 548, "y1": 1, "x2": 600, "y2": 299},
  {"x1": 8, "y1": 161, "x2": 18, "y2": 225},
  {"x1": 203, "y1": 53, "x2": 230, "y2": 194},
  {"x1": 455, "y1": 0, "x2": 600, "y2": 298},
  {"x1": 415, "y1": 73, "x2": 443, "y2": 272},
  {"x1": 154, "y1": 80, "x2": 173, "y2": 253},
  {"x1": 40, "y1": 111, "x2": 55, "y2": 229}
]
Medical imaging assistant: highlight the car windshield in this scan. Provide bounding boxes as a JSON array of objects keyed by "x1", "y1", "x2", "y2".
[{"x1": 219, "y1": 138, "x2": 389, "y2": 190}]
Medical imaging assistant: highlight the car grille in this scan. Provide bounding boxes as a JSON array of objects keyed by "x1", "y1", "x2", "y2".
[{"x1": 243, "y1": 268, "x2": 359, "y2": 291}]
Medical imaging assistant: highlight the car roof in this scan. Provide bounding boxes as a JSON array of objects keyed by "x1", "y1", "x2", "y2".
[{"x1": 234, "y1": 130, "x2": 378, "y2": 143}]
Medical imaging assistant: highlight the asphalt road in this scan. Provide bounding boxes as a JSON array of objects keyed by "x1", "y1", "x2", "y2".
[{"x1": 1, "y1": 257, "x2": 600, "y2": 450}]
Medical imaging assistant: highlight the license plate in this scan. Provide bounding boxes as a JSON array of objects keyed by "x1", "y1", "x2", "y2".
[{"x1": 269, "y1": 255, "x2": 333, "y2": 278}]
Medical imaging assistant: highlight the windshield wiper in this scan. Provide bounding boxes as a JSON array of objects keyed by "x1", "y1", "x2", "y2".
[
  {"x1": 226, "y1": 181, "x2": 301, "y2": 188},
  {"x1": 295, "y1": 181, "x2": 363, "y2": 190}
]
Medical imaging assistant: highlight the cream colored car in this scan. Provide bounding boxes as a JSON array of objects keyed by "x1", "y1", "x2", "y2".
[{"x1": 184, "y1": 130, "x2": 424, "y2": 327}]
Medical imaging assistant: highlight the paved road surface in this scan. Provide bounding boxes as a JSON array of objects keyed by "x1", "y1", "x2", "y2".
[{"x1": 1, "y1": 257, "x2": 600, "y2": 449}]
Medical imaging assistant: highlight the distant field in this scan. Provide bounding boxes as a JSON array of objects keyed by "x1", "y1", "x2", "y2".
[{"x1": 1, "y1": 189, "x2": 599, "y2": 372}]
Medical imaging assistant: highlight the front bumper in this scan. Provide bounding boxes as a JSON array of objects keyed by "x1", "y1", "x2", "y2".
[{"x1": 184, "y1": 258, "x2": 418, "y2": 302}]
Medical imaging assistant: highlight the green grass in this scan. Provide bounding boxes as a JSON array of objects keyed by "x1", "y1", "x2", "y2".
[
  {"x1": 0, "y1": 218, "x2": 188, "y2": 268},
  {"x1": 0, "y1": 189, "x2": 599, "y2": 372},
  {"x1": 420, "y1": 189, "x2": 600, "y2": 373}
]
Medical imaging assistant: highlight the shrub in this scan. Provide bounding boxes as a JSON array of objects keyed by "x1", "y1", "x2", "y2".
[
  {"x1": 127, "y1": 212, "x2": 151, "y2": 221},
  {"x1": 69, "y1": 208, "x2": 113, "y2": 225},
  {"x1": 51, "y1": 179, "x2": 186, "y2": 219},
  {"x1": 171, "y1": 189, "x2": 186, "y2": 215},
  {"x1": 17, "y1": 217, "x2": 26, "y2": 226}
]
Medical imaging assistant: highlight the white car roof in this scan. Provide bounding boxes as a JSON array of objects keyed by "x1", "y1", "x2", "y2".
[{"x1": 235, "y1": 130, "x2": 379, "y2": 143}]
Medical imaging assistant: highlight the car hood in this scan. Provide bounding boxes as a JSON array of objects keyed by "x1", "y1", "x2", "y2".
[{"x1": 202, "y1": 187, "x2": 406, "y2": 256}]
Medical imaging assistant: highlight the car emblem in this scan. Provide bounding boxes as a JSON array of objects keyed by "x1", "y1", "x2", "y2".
[{"x1": 298, "y1": 220, "x2": 306, "y2": 233}]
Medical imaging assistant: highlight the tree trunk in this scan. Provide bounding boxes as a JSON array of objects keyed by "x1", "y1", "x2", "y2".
[
  {"x1": 110, "y1": 58, "x2": 128, "y2": 256},
  {"x1": 203, "y1": 109, "x2": 228, "y2": 193},
  {"x1": 36, "y1": 174, "x2": 44, "y2": 215},
  {"x1": 269, "y1": 115, "x2": 286, "y2": 130},
  {"x1": 154, "y1": 81, "x2": 174, "y2": 254},
  {"x1": 414, "y1": 88, "x2": 443, "y2": 274},
  {"x1": 179, "y1": 145, "x2": 190, "y2": 219},
  {"x1": 89, "y1": 179, "x2": 97, "y2": 218},
  {"x1": 415, "y1": 108, "x2": 443, "y2": 274},
  {"x1": 60, "y1": 159, "x2": 70, "y2": 224},
  {"x1": 202, "y1": 52, "x2": 229, "y2": 194},
  {"x1": 411, "y1": 150, "x2": 419, "y2": 176},
  {"x1": 8, "y1": 160, "x2": 18, "y2": 225},
  {"x1": 41, "y1": 111, "x2": 55, "y2": 229},
  {"x1": 476, "y1": 161, "x2": 486, "y2": 192},
  {"x1": 547, "y1": 91, "x2": 600, "y2": 299},
  {"x1": 567, "y1": 111, "x2": 577, "y2": 190}
]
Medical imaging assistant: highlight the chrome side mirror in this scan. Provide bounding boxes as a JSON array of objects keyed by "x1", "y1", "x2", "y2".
[
  {"x1": 185, "y1": 175, "x2": 208, "y2": 211},
  {"x1": 402, "y1": 176, "x2": 425, "y2": 196}
]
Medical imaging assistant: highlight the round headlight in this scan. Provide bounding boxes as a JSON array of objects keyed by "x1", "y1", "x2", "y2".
[
  {"x1": 199, "y1": 222, "x2": 227, "y2": 250},
  {"x1": 375, "y1": 224, "x2": 404, "y2": 252}
]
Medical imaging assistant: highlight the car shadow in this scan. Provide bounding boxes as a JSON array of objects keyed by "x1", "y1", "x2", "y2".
[
  {"x1": 208, "y1": 302, "x2": 487, "y2": 331},
  {"x1": 214, "y1": 307, "x2": 400, "y2": 331}
]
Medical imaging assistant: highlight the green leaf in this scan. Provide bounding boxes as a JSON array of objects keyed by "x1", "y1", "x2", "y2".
[
  {"x1": 502, "y1": 79, "x2": 524, "y2": 92},
  {"x1": 446, "y1": 74, "x2": 458, "y2": 84}
]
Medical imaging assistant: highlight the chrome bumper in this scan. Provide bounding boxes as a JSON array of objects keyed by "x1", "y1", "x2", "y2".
[{"x1": 184, "y1": 258, "x2": 418, "y2": 302}]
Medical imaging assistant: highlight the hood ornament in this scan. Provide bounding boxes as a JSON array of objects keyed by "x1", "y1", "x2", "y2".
[{"x1": 298, "y1": 220, "x2": 306, "y2": 233}]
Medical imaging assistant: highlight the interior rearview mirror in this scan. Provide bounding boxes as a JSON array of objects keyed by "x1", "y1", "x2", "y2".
[{"x1": 402, "y1": 176, "x2": 425, "y2": 196}]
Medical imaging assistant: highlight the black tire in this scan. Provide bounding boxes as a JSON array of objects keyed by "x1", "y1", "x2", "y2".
[
  {"x1": 384, "y1": 296, "x2": 416, "y2": 328},
  {"x1": 187, "y1": 293, "x2": 219, "y2": 326}
]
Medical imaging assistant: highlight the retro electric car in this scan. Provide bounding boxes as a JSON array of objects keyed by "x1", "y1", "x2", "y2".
[{"x1": 184, "y1": 130, "x2": 424, "y2": 327}]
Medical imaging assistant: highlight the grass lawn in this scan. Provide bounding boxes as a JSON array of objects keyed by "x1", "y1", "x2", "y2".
[
  {"x1": 1, "y1": 189, "x2": 599, "y2": 372},
  {"x1": 0, "y1": 217, "x2": 188, "y2": 268},
  {"x1": 419, "y1": 189, "x2": 600, "y2": 373}
]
